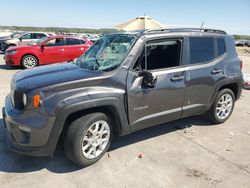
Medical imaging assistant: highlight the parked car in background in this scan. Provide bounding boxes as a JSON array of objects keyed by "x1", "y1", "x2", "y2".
[
  {"x1": 235, "y1": 40, "x2": 250, "y2": 47},
  {"x1": 0, "y1": 32, "x2": 24, "y2": 51},
  {"x1": 89, "y1": 35, "x2": 100, "y2": 43},
  {"x1": 0, "y1": 32, "x2": 49, "y2": 52},
  {"x1": 243, "y1": 74, "x2": 250, "y2": 89},
  {"x1": 5, "y1": 35, "x2": 93, "y2": 68}
]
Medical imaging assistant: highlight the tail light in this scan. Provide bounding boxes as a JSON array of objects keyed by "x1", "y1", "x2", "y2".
[{"x1": 240, "y1": 60, "x2": 243, "y2": 70}]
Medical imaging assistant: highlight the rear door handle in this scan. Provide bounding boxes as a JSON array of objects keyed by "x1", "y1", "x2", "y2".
[
  {"x1": 170, "y1": 75, "x2": 184, "y2": 82},
  {"x1": 80, "y1": 48, "x2": 84, "y2": 51},
  {"x1": 211, "y1": 69, "x2": 222, "y2": 74},
  {"x1": 59, "y1": 49, "x2": 65, "y2": 52}
]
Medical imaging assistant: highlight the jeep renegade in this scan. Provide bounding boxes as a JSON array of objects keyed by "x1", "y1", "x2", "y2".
[{"x1": 3, "y1": 28, "x2": 243, "y2": 166}]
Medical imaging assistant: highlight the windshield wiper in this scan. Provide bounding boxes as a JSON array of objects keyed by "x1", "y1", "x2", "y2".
[{"x1": 95, "y1": 59, "x2": 101, "y2": 67}]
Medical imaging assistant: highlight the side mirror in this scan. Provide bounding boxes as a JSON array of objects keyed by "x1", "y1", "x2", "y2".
[
  {"x1": 138, "y1": 70, "x2": 157, "y2": 89},
  {"x1": 40, "y1": 44, "x2": 45, "y2": 50}
]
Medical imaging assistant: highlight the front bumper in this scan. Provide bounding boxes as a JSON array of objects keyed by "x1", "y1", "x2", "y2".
[
  {"x1": 3, "y1": 94, "x2": 56, "y2": 157},
  {"x1": 5, "y1": 54, "x2": 20, "y2": 66}
]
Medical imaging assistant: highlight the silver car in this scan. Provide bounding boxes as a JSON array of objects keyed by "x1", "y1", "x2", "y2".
[{"x1": 0, "y1": 32, "x2": 49, "y2": 51}]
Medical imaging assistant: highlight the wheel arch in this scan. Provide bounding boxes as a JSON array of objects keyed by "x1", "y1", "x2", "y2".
[
  {"x1": 210, "y1": 79, "x2": 241, "y2": 105},
  {"x1": 46, "y1": 97, "x2": 130, "y2": 156},
  {"x1": 218, "y1": 83, "x2": 240, "y2": 100}
]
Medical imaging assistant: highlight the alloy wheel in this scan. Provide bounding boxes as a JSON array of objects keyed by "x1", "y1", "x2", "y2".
[
  {"x1": 82, "y1": 120, "x2": 110, "y2": 159},
  {"x1": 216, "y1": 93, "x2": 233, "y2": 120}
]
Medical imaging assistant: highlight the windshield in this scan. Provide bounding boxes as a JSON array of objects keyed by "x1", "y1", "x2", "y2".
[
  {"x1": 77, "y1": 34, "x2": 137, "y2": 71},
  {"x1": 10, "y1": 33, "x2": 22, "y2": 38},
  {"x1": 30, "y1": 37, "x2": 48, "y2": 45}
]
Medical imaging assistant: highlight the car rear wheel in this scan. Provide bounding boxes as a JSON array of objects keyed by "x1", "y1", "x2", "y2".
[
  {"x1": 64, "y1": 113, "x2": 113, "y2": 167},
  {"x1": 208, "y1": 89, "x2": 235, "y2": 124},
  {"x1": 21, "y1": 55, "x2": 38, "y2": 69}
]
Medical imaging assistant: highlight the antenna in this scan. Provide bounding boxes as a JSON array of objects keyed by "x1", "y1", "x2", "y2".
[{"x1": 200, "y1": 21, "x2": 204, "y2": 30}]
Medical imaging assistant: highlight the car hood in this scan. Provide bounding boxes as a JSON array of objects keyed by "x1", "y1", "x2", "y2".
[
  {"x1": 7, "y1": 44, "x2": 36, "y2": 51},
  {"x1": 5, "y1": 38, "x2": 19, "y2": 44},
  {"x1": 0, "y1": 36, "x2": 11, "y2": 41},
  {"x1": 13, "y1": 63, "x2": 103, "y2": 92}
]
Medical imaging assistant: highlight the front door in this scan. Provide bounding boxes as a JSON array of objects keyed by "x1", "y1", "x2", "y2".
[
  {"x1": 127, "y1": 38, "x2": 187, "y2": 129},
  {"x1": 19, "y1": 33, "x2": 33, "y2": 45},
  {"x1": 42, "y1": 37, "x2": 66, "y2": 64}
]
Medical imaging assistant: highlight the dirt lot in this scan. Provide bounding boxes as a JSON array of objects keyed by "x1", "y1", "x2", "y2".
[{"x1": 0, "y1": 52, "x2": 250, "y2": 188}]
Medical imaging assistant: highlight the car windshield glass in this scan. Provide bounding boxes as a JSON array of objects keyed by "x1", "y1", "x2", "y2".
[
  {"x1": 30, "y1": 37, "x2": 48, "y2": 45},
  {"x1": 11, "y1": 33, "x2": 22, "y2": 38},
  {"x1": 77, "y1": 34, "x2": 137, "y2": 71}
]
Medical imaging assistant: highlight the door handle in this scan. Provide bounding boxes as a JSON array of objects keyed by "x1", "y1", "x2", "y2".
[
  {"x1": 80, "y1": 48, "x2": 84, "y2": 51},
  {"x1": 211, "y1": 68, "x2": 222, "y2": 74},
  {"x1": 59, "y1": 49, "x2": 65, "y2": 52},
  {"x1": 170, "y1": 75, "x2": 184, "y2": 82}
]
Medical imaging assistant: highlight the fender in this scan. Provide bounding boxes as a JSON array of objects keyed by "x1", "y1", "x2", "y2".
[
  {"x1": 45, "y1": 97, "x2": 130, "y2": 156},
  {"x1": 209, "y1": 77, "x2": 242, "y2": 108}
]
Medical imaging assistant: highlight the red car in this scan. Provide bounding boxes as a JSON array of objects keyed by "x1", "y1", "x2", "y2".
[{"x1": 4, "y1": 35, "x2": 93, "y2": 69}]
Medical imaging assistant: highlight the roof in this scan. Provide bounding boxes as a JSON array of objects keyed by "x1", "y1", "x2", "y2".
[{"x1": 110, "y1": 28, "x2": 227, "y2": 37}]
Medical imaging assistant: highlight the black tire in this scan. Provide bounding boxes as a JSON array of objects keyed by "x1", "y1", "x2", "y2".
[
  {"x1": 208, "y1": 89, "x2": 235, "y2": 124},
  {"x1": 21, "y1": 55, "x2": 38, "y2": 69},
  {"x1": 64, "y1": 113, "x2": 113, "y2": 167}
]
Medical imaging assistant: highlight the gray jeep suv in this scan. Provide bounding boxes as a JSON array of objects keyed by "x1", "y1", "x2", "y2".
[{"x1": 3, "y1": 28, "x2": 243, "y2": 166}]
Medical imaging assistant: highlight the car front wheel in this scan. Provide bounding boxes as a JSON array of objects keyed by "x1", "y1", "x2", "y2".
[
  {"x1": 21, "y1": 55, "x2": 38, "y2": 69},
  {"x1": 64, "y1": 113, "x2": 113, "y2": 167}
]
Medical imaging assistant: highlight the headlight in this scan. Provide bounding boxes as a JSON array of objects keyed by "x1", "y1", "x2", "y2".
[
  {"x1": 22, "y1": 93, "x2": 27, "y2": 107},
  {"x1": 5, "y1": 50, "x2": 17, "y2": 56}
]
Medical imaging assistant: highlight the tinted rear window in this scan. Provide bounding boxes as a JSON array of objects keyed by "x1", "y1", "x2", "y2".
[
  {"x1": 217, "y1": 38, "x2": 226, "y2": 56},
  {"x1": 66, "y1": 38, "x2": 83, "y2": 45},
  {"x1": 190, "y1": 37, "x2": 215, "y2": 64}
]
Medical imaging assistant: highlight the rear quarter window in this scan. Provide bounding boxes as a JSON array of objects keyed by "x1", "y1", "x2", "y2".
[
  {"x1": 189, "y1": 37, "x2": 215, "y2": 64},
  {"x1": 217, "y1": 38, "x2": 226, "y2": 56},
  {"x1": 66, "y1": 38, "x2": 83, "y2": 45}
]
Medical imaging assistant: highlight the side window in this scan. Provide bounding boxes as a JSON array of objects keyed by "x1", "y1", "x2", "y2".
[
  {"x1": 34, "y1": 33, "x2": 46, "y2": 39},
  {"x1": 189, "y1": 37, "x2": 215, "y2": 64},
  {"x1": 20, "y1": 33, "x2": 32, "y2": 40},
  {"x1": 45, "y1": 38, "x2": 65, "y2": 46},
  {"x1": 217, "y1": 38, "x2": 226, "y2": 56},
  {"x1": 66, "y1": 38, "x2": 82, "y2": 45},
  {"x1": 134, "y1": 39, "x2": 182, "y2": 71},
  {"x1": 81, "y1": 39, "x2": 86, "y2": 44}
]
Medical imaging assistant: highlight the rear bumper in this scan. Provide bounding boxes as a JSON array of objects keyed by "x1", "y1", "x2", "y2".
[{"x1": 3, "y1": 94, "x2": 56, "y2": 157}]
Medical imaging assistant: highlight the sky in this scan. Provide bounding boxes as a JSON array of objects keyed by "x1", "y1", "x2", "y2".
[{"x1": 0, "y1": 0, "x2": 250, "y2": 35}]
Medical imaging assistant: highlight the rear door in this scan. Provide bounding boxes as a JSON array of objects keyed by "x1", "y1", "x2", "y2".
[
  {"x1": 182, "y1": 37, "x2": 226, "y2": 117},
  {"x1": 64, "y1": 38, "x2": 87, "y2": 60},
  {"x1": 41, "y1": 37, "x2": 66, "y2": 64},
  {"x1": 127, "y1": 38, "x2": 187, "y2": 128}
]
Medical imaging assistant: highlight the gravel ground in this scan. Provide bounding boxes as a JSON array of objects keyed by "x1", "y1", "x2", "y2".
[{"x1": 0, "y1": 53, "x2": 250, "y2": 188}]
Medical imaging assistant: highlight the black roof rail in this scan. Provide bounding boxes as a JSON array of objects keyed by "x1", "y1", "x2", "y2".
[{"x1": 144, "y1": 28, "x2": 227, "y2": 34}]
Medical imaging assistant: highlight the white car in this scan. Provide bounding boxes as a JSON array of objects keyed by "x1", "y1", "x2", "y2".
[{"x1": 1, "y1": 32, "x2": 49, "y2": 51}]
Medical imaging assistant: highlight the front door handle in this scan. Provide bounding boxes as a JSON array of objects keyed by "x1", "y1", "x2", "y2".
[
  {"x1": 211, "y1": 68, "x2": 222, "y2": 74},
  {"x1": 170, "y1": 75, "x2": 184, "y2": 82}
]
